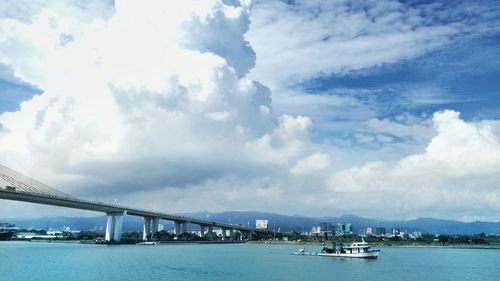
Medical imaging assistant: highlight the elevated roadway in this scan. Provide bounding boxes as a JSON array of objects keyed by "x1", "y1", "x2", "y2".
[{"x1": 0, "y1": 164, "x2": 271, "y2": 242}]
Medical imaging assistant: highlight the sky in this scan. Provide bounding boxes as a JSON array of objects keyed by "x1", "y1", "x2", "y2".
[{"x1": 0, "y1": 0, "x2": 499, "y2": 222}]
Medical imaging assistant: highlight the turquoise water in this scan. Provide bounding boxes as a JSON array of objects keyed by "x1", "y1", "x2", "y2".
[{"x1": 1, "y1": 242, "x2": 499, "y2": 281}]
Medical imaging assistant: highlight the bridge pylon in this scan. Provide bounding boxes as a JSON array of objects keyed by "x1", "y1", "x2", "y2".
[{"x1": 105, "y1": 211, "x2": 126, "y2": 242}]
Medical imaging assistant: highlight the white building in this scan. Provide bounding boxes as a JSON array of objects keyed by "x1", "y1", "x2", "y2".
[
  {"x1": 256, "y1": 220, "x2": 269, "y2": 230},
  {"x1": 311, "y1": 226, "x2": 321, "y2": 235}
]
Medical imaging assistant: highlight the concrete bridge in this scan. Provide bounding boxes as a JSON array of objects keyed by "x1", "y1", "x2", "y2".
[{"x1": 0, "y1": 164, "x2": 271, "y2": 242}]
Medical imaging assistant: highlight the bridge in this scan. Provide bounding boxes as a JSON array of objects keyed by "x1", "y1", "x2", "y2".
[{"x1": 0, "y1": 164, "x2": 271, "y2": 242}]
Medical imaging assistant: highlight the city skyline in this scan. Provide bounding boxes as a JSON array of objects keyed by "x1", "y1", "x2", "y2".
[{"x1": 1, "y1": 0, "x2": 500, "y2": 222}]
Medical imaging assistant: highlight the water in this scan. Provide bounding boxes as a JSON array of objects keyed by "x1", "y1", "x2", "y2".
[{"x1": 1, "y1": 242, "x2": 499, "y2": 281}]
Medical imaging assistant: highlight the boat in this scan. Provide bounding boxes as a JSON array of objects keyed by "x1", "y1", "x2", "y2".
[
  {"x1": 292, "y1": 247, "x2": 317, "y2": 256},
  {"x1": 317, "y1": 239, "x2": 380, "y2": 259},
  {"x1": 137, "y1": 241, "x2": 159, "y2": 245}
]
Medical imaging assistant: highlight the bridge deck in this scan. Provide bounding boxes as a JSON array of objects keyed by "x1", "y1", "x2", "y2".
[
  {"x1": 0, "y1": 189, "x2": 269, "y2": 234},
  {"x1": 0, "y1": 164, "x2": 270, "y2": 235}
]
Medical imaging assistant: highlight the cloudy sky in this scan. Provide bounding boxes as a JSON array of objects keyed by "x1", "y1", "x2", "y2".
[{"x1": 0, "y1": 0, "x2": 499, "y2": 222}]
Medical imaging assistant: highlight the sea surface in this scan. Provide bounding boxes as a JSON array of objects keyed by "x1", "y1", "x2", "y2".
[{"x1": 0, "y1": 241, "x2": 499, "y2": 281}]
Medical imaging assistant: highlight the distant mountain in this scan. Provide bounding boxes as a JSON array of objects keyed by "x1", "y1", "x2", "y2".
[
  {"x1": 403, "y1": 218, "x2": 500, "y2": 235},
  {"x1": 2, "y1": 212, "x2": 499, "y2": 235},
  {"x1": 1, "y1": 216, "x2": 145, "y2": 232}
]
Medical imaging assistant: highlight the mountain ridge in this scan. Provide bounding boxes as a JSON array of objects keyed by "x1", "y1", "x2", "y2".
[{"x1": 2, "y1": 211, "x2": 499, "y2": 235}]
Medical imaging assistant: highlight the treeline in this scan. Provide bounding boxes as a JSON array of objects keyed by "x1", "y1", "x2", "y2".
[
  {"x1": 7, "y1": 229, "x2": 499, "y2": 245},
  {"x1": 436, "y1": 234, "x2": 489, "y2": 245},
  {"x1": 269, "y1": 231, "x2": 500, "y2": 245}
]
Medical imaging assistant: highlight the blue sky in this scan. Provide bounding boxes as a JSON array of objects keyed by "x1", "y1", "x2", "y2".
[
  {"x1": 0, "y1": 79, "x2": 39, "y2": 113},
  {"x1": 1, "y1": 0, "x2": 500, "y2": 221},
  {"x1": 2, "y1": 21, "x2": 499, "y2": 133},
  {"x1": 302, "y1": 34, "x2": 500, "y2": 121},
  {"x1": 2, "y1": 0, "x2": 499, "y2": 129}
]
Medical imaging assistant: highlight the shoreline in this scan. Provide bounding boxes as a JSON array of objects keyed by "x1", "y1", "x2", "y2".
[
  {"x1": 2, "y1": 239, "x2": 500, "y2": 249},
  {"x1": 247, "y1": 240, "x2": 500, "y2": 249},
  {"x1": 0, "y1": 239, "x2": 246, "y2": 245}
]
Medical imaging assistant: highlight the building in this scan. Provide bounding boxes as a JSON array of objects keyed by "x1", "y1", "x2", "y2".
[
  {"x1": 256, "y1": 220, "x2": 269, "y2": 230},
  {"x1": 336, "y1": 223, "x2": 344, "y2": 235},
  {"x1": 0, "y1": 223, "x2": 19, "y2": 231},
  {"x1": 345, "y1": 223, "x2": 352, "y2": 233},
  {"x1": 17, "y1": 231, "x2": 64, "y2": 240},
  {"x1": 375, "y1": 227, "x2": 386, "y2": 237},
  {"x1": 62, "y1": 226, "x2": 81, "y2": 235},
  {"x1": 392, "y1": 228, "x2": 400, "y2": 236},
  {"x1": 47, "y1": 230, "x2": 63, "y2": 236},
  {"x1": 409, "y1": 231, "x2": 422, "y2": 239},
  {"x1": 335, "y1": 223, "x2": 353, "y2": 236},
  {"x1": 311, "y1": 226, "x2": 321, "y2": 235},
  {"x1": 320, "y1": 222, "x2": 334, "y2": 232},
  {"x1": 365, "y1": 227, "x2": 373, "y2": 235}
]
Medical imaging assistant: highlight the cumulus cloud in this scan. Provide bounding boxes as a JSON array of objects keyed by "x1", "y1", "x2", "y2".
[
  {"x1": 246, "y1": 0, "x2": 500, "y2": 144},
  {"x1": 1, "y1": 1, "x2": 499, "y2": 222},
  {"x1": 291, "y1": 152, "x2": 330, "y2": 177},
  {"x1": 365, "y1": 114, "x2": 434, "y2": 142},
  {"x1": 0, "y1": 0, "x2": 312, "y2": 202},
  {"x1": 329, "y1": 110, "x2": 500, "y2": 220}
]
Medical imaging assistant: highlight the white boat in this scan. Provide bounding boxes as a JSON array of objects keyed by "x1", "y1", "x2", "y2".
[
  {"x1": 137, "y1": 241, "x2": 159, "y2": 245},
  {"x1": 317, "y1": 240, "x2": 380, "y2": 259},
  {"x1": 292, "y1": 248, "x2": 317, "y2": 256}
]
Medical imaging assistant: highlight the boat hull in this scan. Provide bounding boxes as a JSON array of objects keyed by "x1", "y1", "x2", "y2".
[{"x1": 317, "y1": 251, "x2": 379, "y2": 259}]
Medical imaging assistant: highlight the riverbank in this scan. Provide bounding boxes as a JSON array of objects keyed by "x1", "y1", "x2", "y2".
[
  {"x1": 3, "y1": 238, "x2": 500, "y2": 249},
  {"x1": 247, "y1": 240, "x2": 500, "y2": 249},
  {"x1": 1, "y1": 239, "x2": 247, "y2": 245}
]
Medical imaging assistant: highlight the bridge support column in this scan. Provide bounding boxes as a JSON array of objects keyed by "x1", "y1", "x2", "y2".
[
  {"x1": 174, "y1": 221, "x2": 181, "y2": 236},
  {"x1": 229, "y1": 229, "x2": 234, "y2": 241},
  {"x1": 208, "y1": 226, "x2": 213, "y2": 240},
  {"x1": 143, "y1": 217, "x2": 152, "y2": 241},
  {"x1": 113, "y1": 214, "x2": 124, "y2": 241},
  {"x1": 221, "y1": 228, "x2": 227, "y2": 240},
  {"x1": 199, "y1": 225, "x2": 206, "y2": 238},
  {"x1": 105, "y1": 211, "x2": 126, "y2": 242},
  {"x1": 105, "y1": 215, "x2": 115, "y2": 241},
  {"x1": 152, "y1": 217, "x2": 160, "y2": 238},
  {"x1": 181, "y1": 222, "x2": 189, "y2": 234},
  {"x1": 245, "y1": 231, "x2": 253, "y2": 241}
]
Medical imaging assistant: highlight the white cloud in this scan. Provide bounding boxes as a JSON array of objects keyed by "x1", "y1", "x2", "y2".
[
  {"x1": 246, "y1": 114, "x2": 311, "y2": 165},
  {"x1": 0, "y1": 0, "x2": 312, "y2": 202},
  {"x1": 329, "y1": 110, "x2": 500, "y2": 220},
  {"x1": 246, "y1": 0, "x2": 482, "y2": 90},
  {"x1": 0, "y1": 0, "x2": 499, "y2": 222},
  {"x1": 291, "y1": 152, "x2": 330, "y2": 177},
  {"x1": 245, "y1": 0, "x2": 500, "y2": 145},
  {"x1": 365, "y1": 113, "x2": 435, "y2": 142},
  {"x1": 354, "y1": 134, "x2": 375, "y2": 144}
]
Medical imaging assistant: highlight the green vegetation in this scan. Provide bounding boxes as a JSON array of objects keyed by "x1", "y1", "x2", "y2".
[
  {"x1": 255, "y1": 231, "x2": 500, "y2": 248},
  {"x1": 4, "y1": 228, "x2": 500, "y2": 247}
]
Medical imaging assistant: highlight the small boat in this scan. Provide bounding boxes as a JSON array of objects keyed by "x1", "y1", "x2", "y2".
[
  {"x1": 318, "y1": 239, "x2": 379, "y2": 259},
  {"x1": 137, "y1": 241, "x2": 159, "y2": 245},
  {"x1": 292, "y1": 247, "x2": 317, "y2": 256}
]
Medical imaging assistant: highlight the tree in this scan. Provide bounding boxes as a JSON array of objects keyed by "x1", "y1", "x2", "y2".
[
  {"x1": 438, "y1": 235, "x2": 449, "y2": 244},
  {"x1": 153, "y1": 230, "x2": 175, "y2": 241}
]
